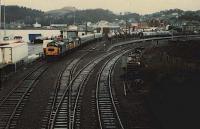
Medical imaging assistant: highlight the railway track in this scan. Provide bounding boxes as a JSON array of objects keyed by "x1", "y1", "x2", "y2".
[
  {"x1": 47, "y1": 49, "x2": 119, "y2": 129},
  {"x1": 96, "y1": 50, "x2": 131, "y2": 129},
  {"x1": 0, "y1": 64, "x2": 48, "y2": 129},
  {"x1": 40, "y1": 41, "x2": 106, "y2": 129},
  {"x1": 71, "y1": 49, "x2": 131, "y2": 129},
  {"x1": 40, "y1": 57, "x2": 82, "y2": 129},
  {"x1": 41, "y1": 49, "x2": 100, "y2": 129}
]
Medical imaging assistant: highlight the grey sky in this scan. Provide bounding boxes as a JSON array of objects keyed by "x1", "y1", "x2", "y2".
[{"x1": 4, "y1": 0, "x2": 200, "y2": 14}]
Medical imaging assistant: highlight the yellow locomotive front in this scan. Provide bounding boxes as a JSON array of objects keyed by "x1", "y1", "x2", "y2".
[
  {"x1": 45, "y1": 40, "x2": 61, "y2": 58},
  {"x1": 45, "y1": 46, "x2": 60, "y2": 56}
]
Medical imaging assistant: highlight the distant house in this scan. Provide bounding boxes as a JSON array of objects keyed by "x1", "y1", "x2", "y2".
[
  {"x1": 50, "y1": 24, "x2": 67, "y2": 28},
  {"x1": 33, "y1": 22, "x2": 42, "y2": 28},
  {"x1": 182, "y1": 22, "x2": 200, "y2": 32},
  {"x1": 94, "y1": 20, "x2": 120, "y2": 34}
]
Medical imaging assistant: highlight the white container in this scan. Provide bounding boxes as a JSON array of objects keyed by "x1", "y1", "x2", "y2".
[{"x1": 0, "y1": 43, "x2": 28, "y2": 64}]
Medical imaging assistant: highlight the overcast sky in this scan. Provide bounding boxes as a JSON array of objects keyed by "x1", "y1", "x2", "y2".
[{"x1": 4, "y1": 0, "x2": 200, "y2": 14}]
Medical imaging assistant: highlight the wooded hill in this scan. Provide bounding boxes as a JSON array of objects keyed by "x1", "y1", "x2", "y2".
[{"x1": 2, "y1": 6, "x2": 200, "y2": 26}]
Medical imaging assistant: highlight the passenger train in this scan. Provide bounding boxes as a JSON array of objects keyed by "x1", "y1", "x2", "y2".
[
  {"x1": 44, "y1": 25, "x2": 174, "y2": 60},
  {"x1": 44, "y1": 25, "x2": 103, "y2": 60}
]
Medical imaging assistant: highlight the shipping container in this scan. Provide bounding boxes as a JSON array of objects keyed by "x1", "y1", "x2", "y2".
[
  {"x1": 0, "y1": 43, "x2": 28, "y2": 64},
  {"x1": 29, "y1": 34, "x2": 42, "y2": 43}
]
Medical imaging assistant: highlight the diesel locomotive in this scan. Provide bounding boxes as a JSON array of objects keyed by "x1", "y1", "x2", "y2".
[{"x1": 44, "y1": 25, "x2": 103, "y2": 60}]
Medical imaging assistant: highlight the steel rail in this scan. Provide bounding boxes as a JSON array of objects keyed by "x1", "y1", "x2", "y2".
[{"x1": 96, "y1": 49, "x2": 132, "y2": 129}]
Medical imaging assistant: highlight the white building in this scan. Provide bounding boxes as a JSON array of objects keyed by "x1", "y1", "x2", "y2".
[
  {"x1": 33, "y1": 22, "x2": 42, "y2": 28},
  {"x1": 94, "y1": 20, "x2": 120, "y2": 34},
  {"x1": 50, "y1": 24, "x2": 67, "y2": 28}
]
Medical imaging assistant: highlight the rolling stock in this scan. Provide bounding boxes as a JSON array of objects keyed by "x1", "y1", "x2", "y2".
[
  {"x1": 46, "y1": 41, "x2": 68, "y2": 57},
  {"x1": 44, "y1": 29, "x2": 103, "y2": 60},
  {"x1": 44, "y1": 26, "x2": 172, "y2": 61},
  {"x1": 43, "y1": 40, "x2": 53, "y2": 55},
  {"x1": 107, "y1": 30, "x2": 172, "y2": 39},
  {"x1": 142, "y1": 31, "x2": 172, "y2": 38}
]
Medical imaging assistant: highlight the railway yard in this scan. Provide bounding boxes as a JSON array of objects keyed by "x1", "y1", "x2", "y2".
[
  {"x1": 0, "y1": 36, "x2": 200, "y2": 129},
  {"x1": 0, "y1": 1, "x2": 200, "y2": 128}
]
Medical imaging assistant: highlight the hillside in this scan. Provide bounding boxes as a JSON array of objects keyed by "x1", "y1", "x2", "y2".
[
  {"x1": 46, "y1": 6, "x2": 77, "y2": 16},
  {"x1": 60, "y1": 9, "x2": 140, "y2": 23},
  {"x1": 3, "y1": 6, "x2": 140, "y2": 25},
  {"x1": 2, "y1": 6, "x2": 200, "y2": 26},
  {"x1": 3, "y1": 5, "x2": 44, "y2": 24},
  {"x1": 143, "y1": 9, "x2": 200, "y2": 24}
]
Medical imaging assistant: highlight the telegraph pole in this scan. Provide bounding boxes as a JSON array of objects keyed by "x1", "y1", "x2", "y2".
[
  {"x1": 85, "y1": 22, "x2": 88, "y2": 35},
  {"x1": 125, "y1": 20, "x2": 128, "y2": 39}
]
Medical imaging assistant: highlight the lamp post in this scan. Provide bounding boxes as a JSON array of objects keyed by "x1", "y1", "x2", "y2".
[{"x1": 85, "y1": 22, "x2": 88, "y2": 35}]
